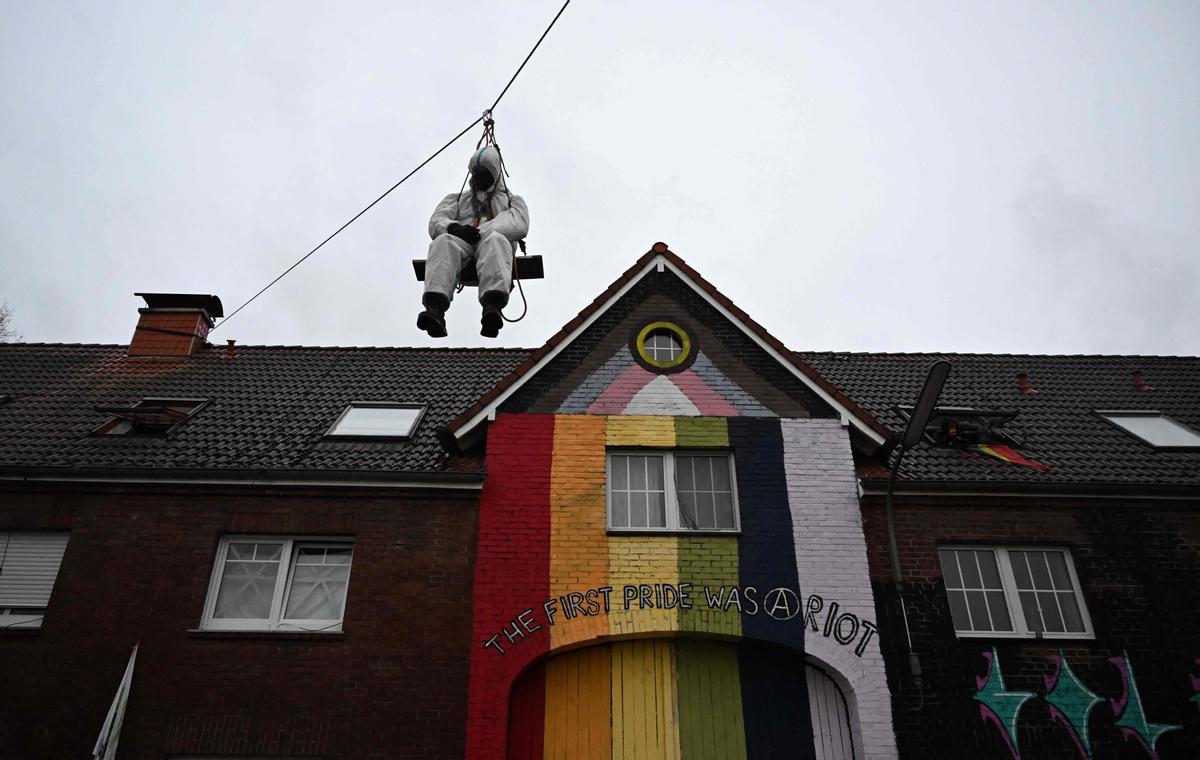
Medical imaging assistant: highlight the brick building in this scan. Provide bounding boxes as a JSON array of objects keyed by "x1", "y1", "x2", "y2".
[{"x1": 0, "y1": 244, "x2": 1196, "y2": 759}]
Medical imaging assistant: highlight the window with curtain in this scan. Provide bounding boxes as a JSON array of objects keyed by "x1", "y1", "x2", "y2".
[{"x1": 607, "y1": 451, "x2": 739, "y2": 533}]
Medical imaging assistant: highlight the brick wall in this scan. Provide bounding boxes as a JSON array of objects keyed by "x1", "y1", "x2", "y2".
[
  {"x1": 861, "y1": 494, "x2": 1200, "y2": 759},
  {"x1": 0, "y1": 483, "x2": 479, "y2": 760}
]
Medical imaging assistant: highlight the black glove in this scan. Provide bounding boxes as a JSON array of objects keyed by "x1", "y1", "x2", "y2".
[{"x1": 447, "y1": 222, "x2": 481, "y2": 245}]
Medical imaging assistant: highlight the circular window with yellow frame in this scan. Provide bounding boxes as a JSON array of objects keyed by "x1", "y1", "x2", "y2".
[{"x1": 632, "y1": 320, "x2": 695, "y2": 373}]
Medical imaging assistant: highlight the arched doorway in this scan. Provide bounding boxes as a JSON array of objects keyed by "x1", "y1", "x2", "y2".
[{"x1": 507, "y1": 638, "x2": 857, "y2": 759}]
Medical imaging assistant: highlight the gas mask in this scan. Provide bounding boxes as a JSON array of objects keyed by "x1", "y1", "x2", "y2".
[{"x1": 469, "y1": 167, "x2": 495, "y2": 193}]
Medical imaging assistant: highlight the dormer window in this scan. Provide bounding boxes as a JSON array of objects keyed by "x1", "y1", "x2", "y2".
[
  {"x1": 93, "y1": 398, "x2": 207, "y2": 436},
  {"x1": 326, "y1": 403, "x2": 425, "y2": 439},
  {"x1": 1098, "y1": 412, "x2": 1200, "y2": 449}
]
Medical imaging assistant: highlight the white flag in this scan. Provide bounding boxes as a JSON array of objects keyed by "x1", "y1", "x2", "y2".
[{"x1": 93, "y1": 644, "x2": 137, "y2": 760}]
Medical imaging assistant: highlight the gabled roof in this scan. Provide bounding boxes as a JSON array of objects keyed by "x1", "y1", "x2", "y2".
[
  {"x1": 799, "y1": 351, "x2": 1200, "y2": 491},
  {"x1": 446, "y1": 243, "x2": 891, "y2": 447},
  {"x1": 0, "y1": 343, "x2": 528, "y2": 483}
]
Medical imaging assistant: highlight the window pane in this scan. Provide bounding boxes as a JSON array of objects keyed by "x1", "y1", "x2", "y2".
[
  {"x1": 947, "y1": 590, "x2": 971, "y2": 631},
  {"x1": 329, "y1": 406, "x2": 420, "y2": 437},
  {"x1": 694, "y1": 459, "x2": 713, "y2": 491},
  {"x1": 958, "y1": 551, "x2": 982, "y2": 587},
  {"x1": 647, "y1": 492, "x2": 666, "y2": 527},
  {"x1": 1102, "y1": 414, "x2": 1200, "y2": 447},
  {"x1": 1018, "y1": 591, "x2": 1041, "y2": 633},
  {"x1": 213, "y1": 543, "x2": 282, "y2": 619},
  {"x1": 678, "y1": 492, "x2": 699, "y2": 529},
  {"x1": 1038, "y1": 591, "x2": 1065, "y2": 632},
  {"x1": 612, "y1": 492, "x2": 629, "y2": 528},
  {"x1": 711, "y1": 459, "x2": 731, "y2": 491},
  {"x1": 629, "y1": 492, "x2": 647, "y2": 528},
  {"x1": 1045, "y1": 552, "x2": 1071, "y2": 590},
  {"x1": 978, "y1": 551, "x2": 1002, "y2": 589},
  {"x1": 1058, "y1": 592, "x2": 1085, "y2": 632},
  {"x1": 987, "y1": 591, "x2": 1013, "y2": 631},
  {"x1": 713, "y1": 492, "x2": 735, "y2": 529},
  {"x1": 1029, "y1": 552, "x2": 1053, "y2": 590},
  {"x1": 284, "y1": 546, "x2": 352, "y2": 621},
  {"x1": 1010, "y1": 552, "x2": 1033, "y2": 589},
  {"x1": 939, "y1": 550, "x2": 962, "y2": 588},
  {"x1": 647, "y1": 458, "x2": 664, "y2": 491},
  {"x1": 965, "y1": 590, "x2": 991, "y2": 631},
  {"x1": 630, "y1": 457, "x2": 647, "y2": 490},
  {"x1": 696, "y1": 492, "x2": 715, "y2": 530},
  {"x1": 676, "y1": 457, "x2": 694, "y2": 491},
  {"x1": 612, "y1": 456, "x2": 629, "y2": 490}
]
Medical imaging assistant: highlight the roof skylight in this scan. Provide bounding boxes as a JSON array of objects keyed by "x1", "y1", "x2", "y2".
[
  {"x1": 1098, "y1": 412, "x2": 1200, "y2": 449},
  {"x1": 94, "y1": 398, "x2": 207, "y2": 436},
  {"x1": 326, "y1": 403, "x2": 424, "y2": 439}
]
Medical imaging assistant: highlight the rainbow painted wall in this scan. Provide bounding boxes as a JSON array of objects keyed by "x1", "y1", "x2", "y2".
[{"x1": 466, "y1": 414, "x2": 897, "y2": 759}]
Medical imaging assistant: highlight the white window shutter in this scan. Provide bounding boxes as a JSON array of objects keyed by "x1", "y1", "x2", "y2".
[{"x1": 0, "y1": 532, "x2": 70, "y2": 607}]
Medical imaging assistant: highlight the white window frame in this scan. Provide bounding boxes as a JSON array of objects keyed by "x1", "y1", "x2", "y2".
[
  {"x1": 324, "y1": 402, "x2": 425, "y2": 439},
  {"x1": 940, "y1": 545, "x2": 1093, "y2": 640},
  {"x1": 200, "y1": 536, "x2": 354, "y2": 633},
  {"x1": 606, "y1": 450, "x2": 741, "y2": 534},
  {"x1": 1096, "y1": 410, "x2": 1200, "y2": 450}
]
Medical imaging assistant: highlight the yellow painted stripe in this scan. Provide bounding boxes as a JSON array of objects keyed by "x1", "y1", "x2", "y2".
[
  {"x1": 550, "y1": 415, "x2": 610, "y2": 648},
  {"x1": 611, "y1": 640, "x2": 681, "y2": 760},
  {"x1": 606, "y1": 415, "x2": 675, "y2": 447},
  {"x1": 608, "y1": 536, "x2": 679, "y2": 637},
  {"x1": 673, "y1": 417, "x2": 729, "y2": 448},
  {"x1": 676, "y1": 640, "x2": 748, "y2": 760},
  {"x1": 543, "y1": 645, "x2": 612, "y2": 760}
]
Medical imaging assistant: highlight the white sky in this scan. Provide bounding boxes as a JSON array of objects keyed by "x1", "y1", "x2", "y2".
[{"x1": 2, "y1": 1, "x2": 1197, "y2": 354}]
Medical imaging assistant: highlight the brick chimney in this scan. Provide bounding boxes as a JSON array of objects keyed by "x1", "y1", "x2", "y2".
[{"x1": 128, "y1": 293, "x2": 223, "y2": 358}]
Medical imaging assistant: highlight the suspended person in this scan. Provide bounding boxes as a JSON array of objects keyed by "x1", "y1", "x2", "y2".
[{"x1": 417, "y1": 145, "x2": 529, "y2": 338}]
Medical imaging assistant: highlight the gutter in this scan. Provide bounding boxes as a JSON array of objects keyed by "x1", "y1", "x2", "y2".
[
  {"x1": 859, "y1": 478, "x2": 1200, "y2": 500},
  {"x1": 0, "y1": 465, "x2": 485, "y2": 491}
]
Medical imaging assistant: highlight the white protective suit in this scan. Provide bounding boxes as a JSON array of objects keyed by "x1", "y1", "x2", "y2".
[{"x1": 424, "y1": 145, "x2": 530, "y2": 306}]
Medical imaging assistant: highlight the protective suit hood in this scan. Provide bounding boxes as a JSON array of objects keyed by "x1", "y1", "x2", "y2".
[{"x1": 468, "y1": 145, "x2": 507, "y2": 197}]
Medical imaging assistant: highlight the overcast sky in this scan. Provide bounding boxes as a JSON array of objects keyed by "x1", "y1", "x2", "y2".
[{"x1": 2, "y1": 1, "x2": 1197, "y2": 355}]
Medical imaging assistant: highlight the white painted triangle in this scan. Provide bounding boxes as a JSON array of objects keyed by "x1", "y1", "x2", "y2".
[{"x1": 623, "y1": 374, "x2": 701, "y2": 416}]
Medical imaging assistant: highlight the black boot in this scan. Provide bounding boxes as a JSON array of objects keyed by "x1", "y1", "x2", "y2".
[
  {"x1": 417, "y1": 293, "x2": 449, "y2": 339},
  {"x1": 479, "y1": 291, "x2": 506, "y2": 338}
]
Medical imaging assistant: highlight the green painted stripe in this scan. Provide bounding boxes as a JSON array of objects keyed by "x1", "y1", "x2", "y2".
[
  {"x1": 674, "y1": 417, "x2": 729, "y2": 448},
  {"x1": 678, "y1": 536, "x2": 741, "y2": 637},
  {"x1": 676, "y1": 640, "x2": 748, "y2": 760}
]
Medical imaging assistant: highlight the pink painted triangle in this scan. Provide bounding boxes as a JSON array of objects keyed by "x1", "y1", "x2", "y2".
[
  {"x1": 587, "y1": 363, "x2": 657, "y2": 414},
  {"x1": 668, "y1": 369, "x2": 740, "y2": 416}
]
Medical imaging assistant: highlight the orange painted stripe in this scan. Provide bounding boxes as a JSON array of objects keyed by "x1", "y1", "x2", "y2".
[{"x1": 549, "y1": 415, "x2": 610, "y2": 649}]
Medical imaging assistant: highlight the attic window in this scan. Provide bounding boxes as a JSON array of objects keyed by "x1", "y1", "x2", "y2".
[
  {"x1": 1098, "y1": 412, "x2": 1200, "y2": 449},
  {"x1": 94, "y1": 398, "x2": 207, "y2": 436},
  {"x1": 632, "y1": 321, "x2": 694, "y2": 372},
  {"x1": 326, "y1": 403, "x2": 424, "y2": 439}
]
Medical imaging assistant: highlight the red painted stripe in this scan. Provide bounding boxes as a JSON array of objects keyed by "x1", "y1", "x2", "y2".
[
  {"x1": 506, "y1": 662, "x2": 547, "y2": 760},
  {"x1": 466, "y1": 414, "x2": 555, "y2": 760}
]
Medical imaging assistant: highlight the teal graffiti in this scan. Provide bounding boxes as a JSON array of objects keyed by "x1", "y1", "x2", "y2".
[
  {"x1": 1108, "y1": 651, "x2": 1182, "y2": 759},
  {"x1": 1044, "y1": 651, "x2": 1104, "y2": 759},
  {"x1": 974, "y1": 647, "x2": 1035, "y2": 760}
]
